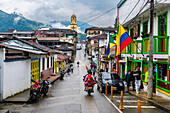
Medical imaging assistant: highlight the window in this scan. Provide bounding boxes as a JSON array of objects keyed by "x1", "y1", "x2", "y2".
[
  {"x1": 47, "y1": 57, "x2": 49, "y2": 68},
  {"x1": 130, "y1": 28, "x2": 134, "y2": 39},
  {"x1": 42, "y1": 58, "x2": 45, "y2": 70},
  {"x1": 143, "y1": 21, "x2": 148, "y2": 34},
  {"x1": 158, "y1": 64, "x2": 167, "y2": 80},
  {"x1": 51, "y1": 57, "x2": 53, "y2": 67},
  {"x1": 111, "y1": 74, "x2": 120, "y2": 80},
  {"x1": 158, "y1": 12, "x2": 167, "y2": 36},
  {"x1": 157, "y1": 63, "x2": 169, "y2": 91}
]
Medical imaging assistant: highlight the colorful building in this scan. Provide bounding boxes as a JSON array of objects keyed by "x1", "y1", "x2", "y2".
[{"x1": 117, "y1": 0, "x2": 170, "y2": 99}]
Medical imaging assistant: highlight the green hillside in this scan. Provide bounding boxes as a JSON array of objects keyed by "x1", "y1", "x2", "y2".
[{"x1": 0, "y1": 10, "x2": 50, "y2": 32}]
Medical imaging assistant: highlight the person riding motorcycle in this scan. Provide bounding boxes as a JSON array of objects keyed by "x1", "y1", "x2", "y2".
[{"x1": 84, "y1": 70, "x2": 95, "y2": 91}]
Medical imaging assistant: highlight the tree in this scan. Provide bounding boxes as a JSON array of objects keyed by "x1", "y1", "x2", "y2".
[{"x1": 114, "y1": 18, "x2": 117, "y2": 28}]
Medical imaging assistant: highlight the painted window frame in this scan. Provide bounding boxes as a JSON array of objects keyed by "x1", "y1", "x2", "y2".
[
  {"x1": 158, "y1": 11, "x2": 168, "y2": 36},
  {"x1": 155, "y1": 61, "x2": 170, "y2": 94},
  {"x1": 143, "y1": 37, "x2": 149, "y2": 54},
  {"x1": 136, "y1": 40, "x2": 143, "y2": 54},
  {"x1": 153, "y1": 36, "x2": 169, "y2": 54},
  {"x1": 130, "y1": 28, "x2": 134, "y2": 39},
  {"x1": 142, "y1": 20, "x2": 148, "y2": 34}
]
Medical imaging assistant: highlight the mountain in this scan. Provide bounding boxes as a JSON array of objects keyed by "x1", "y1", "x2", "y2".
[
  {"x1": 0, "y1": 10, "x2": 50, "y2": 32},
  {"x1": 50, "y1": 20, "x2": 93, "y2": 33}
]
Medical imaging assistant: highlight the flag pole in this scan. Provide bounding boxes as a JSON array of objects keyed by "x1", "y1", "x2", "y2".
[{"x1": 117, "y1": 7, "x2": 120, "y2": 75}]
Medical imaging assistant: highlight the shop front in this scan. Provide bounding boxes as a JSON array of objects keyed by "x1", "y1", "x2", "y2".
[{"x1": 141, "y1": 60, "x2": 170, "y2": 98}]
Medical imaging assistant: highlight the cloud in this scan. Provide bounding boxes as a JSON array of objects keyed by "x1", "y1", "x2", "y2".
[
  {"x1": 51, "y1": 22, "x2": 84, "y2": 33},
  {"x1": 52, "y1": 23, "x2": 70, "y2": 29},
  {"x1": 0, "y1": 0, "x2": 119, "y2": 27},
  {"x1": 14, "y1": 16, "x2": 21, "y2": 24}
]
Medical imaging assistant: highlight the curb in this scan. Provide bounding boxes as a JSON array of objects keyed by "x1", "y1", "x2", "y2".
[
  {"x1": 3, "y1": 100, "x2": 27, "y2": 104},
  {"x1": 129, "y1": 92, "x2": 170, "y2": 113},
  {"x1": 0, "y1": 110, "x2": 9, "y2": 113}
]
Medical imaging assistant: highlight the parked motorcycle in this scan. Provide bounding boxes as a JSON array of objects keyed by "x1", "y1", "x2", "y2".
[
  {"x1": 28, "y1": 77, "x2": 50, "y2": 103},
  {"x1": 60, "y1": 71, "x2": 65, "y2": 80}
]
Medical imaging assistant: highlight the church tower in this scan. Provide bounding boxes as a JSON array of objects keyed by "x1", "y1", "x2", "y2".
[{"x1": 70, "y1": 14, "x2": 77, "y2": 32}]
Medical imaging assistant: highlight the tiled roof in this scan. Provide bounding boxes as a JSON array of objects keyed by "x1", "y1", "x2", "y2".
[
  {"x1": 85, "y1": 27, "x2": 116, "y2": 33},
  {"x1": 57, "y1": 54, "x2": 69, "y2": 60},
  {"x1": 14, "y1": 37, "x2": 61, "y2": 54},
  {"x1": 6, "y1": 55, "x2": 30, "y2": 60},
  {"x1": 88, "y1": 34, "x2": 107, "y2": 39},
  {"x1": 38, "y1": 40, "x2": 74, "y2": 46}
]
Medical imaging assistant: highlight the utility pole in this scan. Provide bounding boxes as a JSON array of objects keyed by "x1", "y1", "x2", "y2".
[
  {"x1": 148, "y1": 0, "x2": 154, "y2": 99},
  {"x1": 98, "y1": 39, "x2": 100, "y2": 74}
]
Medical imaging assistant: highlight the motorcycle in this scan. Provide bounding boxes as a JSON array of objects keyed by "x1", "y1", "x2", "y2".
[
  {"x1": 28, "y1": 77, "x2": 50, "y2": 103},
  {"x1": 60, "y1": 71, "x2": 65, "y2": 80},
  {"x1": 85, "y1": 81, "x2": 96, "y2": 96}
]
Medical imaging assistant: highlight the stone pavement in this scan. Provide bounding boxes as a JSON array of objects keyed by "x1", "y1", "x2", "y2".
[{"x1": 129, "y1": 90, "x2": 170, "y2": 113}]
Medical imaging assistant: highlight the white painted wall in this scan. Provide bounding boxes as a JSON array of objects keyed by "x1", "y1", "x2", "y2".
[
  {"x1": 3, "y1": 59, "x2": 31, "y2": 99},
  {"x1": 0, "y1": 48, "x2": 5, "y2": 101}
]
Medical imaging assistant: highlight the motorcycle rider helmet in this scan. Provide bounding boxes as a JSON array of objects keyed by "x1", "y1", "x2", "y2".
[{"x1": 87, "y1": 69, "x2": 92, "y2": 75}]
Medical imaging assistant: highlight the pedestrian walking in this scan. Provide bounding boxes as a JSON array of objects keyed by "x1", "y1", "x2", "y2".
[
  {"x1": 130, "y1": 68, "x2": 136, "y2": 91},
  {"x1": 70, "y1": 64, "x2": 74, "y2": 73},
  {"x1": 94, "y1": 63, "x2": 97, "y2": 69},
  {"x1": 133, "y1": 66, "x2": 141, "y2": 94},
  {"x1": 124, "y1": 70, "x2": 132, "y2": 92},
  {"x1": 92, "y1": 68, "x2": 96, "y2": 76},
  {"x1": 90, "y1": 63, "x2": 93, "y2": 69},
  {"x1": 84, "y1": 53, "x2": 86, "y2": 57},
  {"x1": 106, "y1": 63, "x2": 109, "y2": 72},
  {"x1": 77, "y1": 61, "x2": 80, "y2": 67},
  {"x1": 67, "y1": 67, "x2": 70, "y2": 75}
]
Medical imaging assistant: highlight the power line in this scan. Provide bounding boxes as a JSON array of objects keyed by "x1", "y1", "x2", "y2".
[
  {"x1": 126, "y1": 0, "x2": 149, "y2": 27},
  {"x1": 122, "y1": 0, "x2": 141, "y2": 24},
  {"x1": 122, "y1": 0, "x2": 149, "y2": 56},
  {"x1": 79, "y1": 6, "x2": 117, "y2": 27},
  {"x1": 79, "y1": 1, "x2": 137, "y2": 22}
]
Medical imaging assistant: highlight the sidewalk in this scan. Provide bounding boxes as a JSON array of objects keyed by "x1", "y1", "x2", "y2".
[
  {"x1": 3, "y1": 73, "x2": 61, "y2": 103},
  {"x1": 129, "y1": 90, "x2": 170, "y2": 113}
]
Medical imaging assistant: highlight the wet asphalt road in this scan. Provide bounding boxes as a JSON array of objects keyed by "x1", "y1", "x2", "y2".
[
  {"x1": 0, "y1": 49, "x2": 167, "y2": 113},
  {"x1": 2, "y1": 50, "x2": 119, "y2": 113}
]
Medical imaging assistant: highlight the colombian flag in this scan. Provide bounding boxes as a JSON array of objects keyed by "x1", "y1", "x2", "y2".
[
  {"x1": 106, "y1": 32, "x2": 115, "y2": 58},
  {"x1": 116, "y1": 23, "x2": 132, "y2": 56}
]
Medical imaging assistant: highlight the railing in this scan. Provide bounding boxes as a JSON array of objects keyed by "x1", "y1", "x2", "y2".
[
  {"x1": 153, "y1": 36, "x2": 169, "y2": 54},
  {"x1": 157, "y1": 78, "x2": 170, "y2": 94},
  {"x1": 129, "y1": 40, "x2": 143, "y2": 54},
  {"x1": 143, "y1": 37, "x2": 149, "y2": 54},
  {"x1": 131, "y1": 42, "x2": 137, "y2": 54},
  {"x1": 122, "y1": 36, "x2": 169, "y2": 55}
]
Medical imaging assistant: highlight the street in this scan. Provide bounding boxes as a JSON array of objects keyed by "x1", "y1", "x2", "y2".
[{"x1": 0, "y1": 50, "x2": 167, "y2": 113}]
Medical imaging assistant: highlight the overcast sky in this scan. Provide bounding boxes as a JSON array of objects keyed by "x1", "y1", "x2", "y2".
[{"x1": 0, "y1": 0, "x2": 119, "y2": 27}]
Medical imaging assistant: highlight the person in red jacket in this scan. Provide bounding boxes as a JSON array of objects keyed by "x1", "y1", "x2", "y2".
[{"x1": 84, "y1": 70, "x2": 95, "y2": 91}]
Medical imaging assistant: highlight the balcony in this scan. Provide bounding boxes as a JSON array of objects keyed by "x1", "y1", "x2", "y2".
[
  {"x1": 122, "y1": 40, "x2": 143, "y2": 54},
  {"x1": 143, "y1": 37, "x2": 149, "y2": 54},
  {"x1": 153, "y1": 36, "x2": 169, "y2": 54}
]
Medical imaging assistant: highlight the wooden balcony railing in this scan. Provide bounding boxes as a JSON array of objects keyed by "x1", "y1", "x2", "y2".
[{"x1": 143, "y1": 37, "x2": 149, "y2": 54}]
